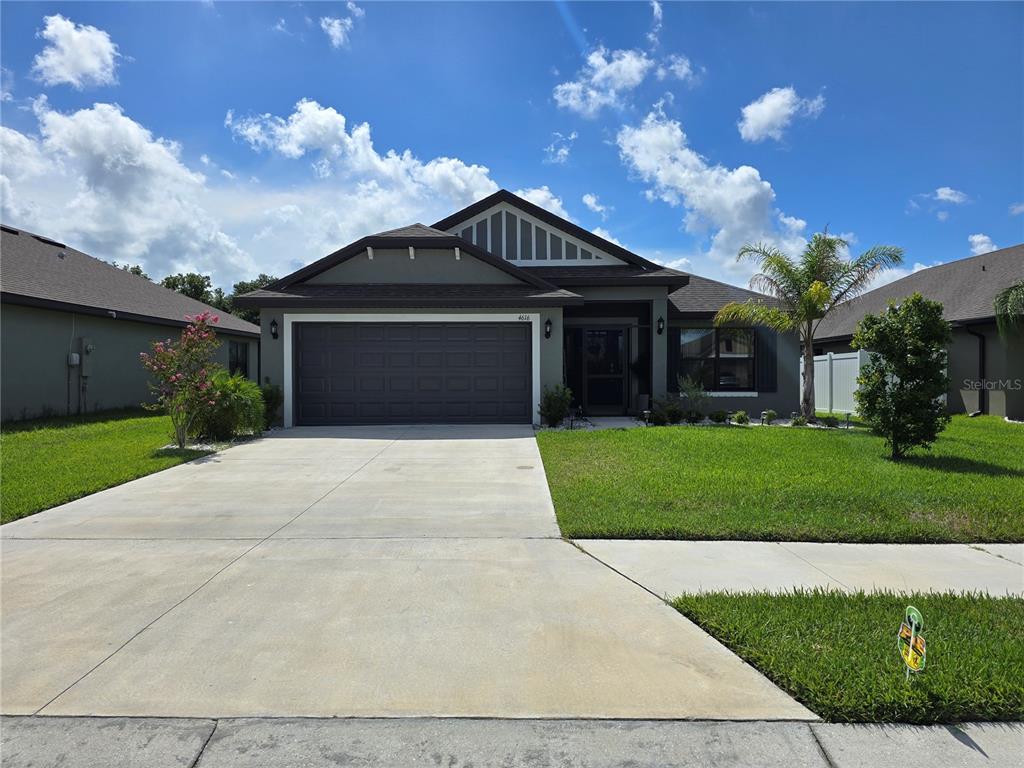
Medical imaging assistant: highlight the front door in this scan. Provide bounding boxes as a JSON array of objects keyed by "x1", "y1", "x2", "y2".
[{"x1": 564, "y1": 327, "x2": 628, "y2": 415}]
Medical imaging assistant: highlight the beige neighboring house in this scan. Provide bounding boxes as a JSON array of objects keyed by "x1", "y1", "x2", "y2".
[
  {"x1": 0, "y1": 224, "x2": 260, "y2": 422},
  {"x1": 814, "y1": 243, "x2": 1024, "y2": 420}
]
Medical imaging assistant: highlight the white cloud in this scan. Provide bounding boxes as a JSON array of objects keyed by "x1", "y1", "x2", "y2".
[
  {"x1": 933, "y1": 186, "x2": 968, "y2": 204},
  {"x1": 3, "y1": 97, "x2": 506, "y2": 288},
  {"x1": 593, "y1": 226, "x2": 624, "y2": 247},
  {"x1": 543, "y1": 131, "x2": 577, "y2": 164},
  {"x1": 617, "y1": 106, "x2": 807, "y2": 281},
  {"x1": 514, "y1": 185, "x2": 570, "y2": 220},
  {"x1": 1, "y1": 98, "x2": 254, "y2": 286},
  {"x1": 648, "y1": 1, "x2": 663, "y2": 46},
  {"x1": 273, "y1": 18, "x2": 290, "y2": 34},
  {"x1": 737, "y1": 86, "x2": 825, "y2": 143},
  {"x1": 936, "y1": 210, "x2": 949, "y2": 222},
  {"x1": 320, "y1": 5, "x2": 364, "y2": 49},
  {"x1": 656, "y1": 54, "x2": 695, "y2": 83},
  {"x1": 320, "y1": 16, "x2": 354, "y2": 48},
  {"x1": 553, "y1": 47, "x2": 655, "y2": 117},
  {"x1": 968, "y1": 233, "x2": 997, "y2": 255},
  {"x1": 32, "y1": 15, "x2": 120, "y2": 89},
  {"x1": 582, "y1": 192, "x2": 609, "y2": 219},
  {"x1": 1, "y1": 67, "x2": 14, "y2": 101},
  {"x1": 1010, "y1": 202, "x2": 1024, "y2": 216}
]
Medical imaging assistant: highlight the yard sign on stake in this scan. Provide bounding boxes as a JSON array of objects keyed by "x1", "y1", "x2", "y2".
[{"x1": 897, "y1": 605, "x2": 926, "y2": 680}]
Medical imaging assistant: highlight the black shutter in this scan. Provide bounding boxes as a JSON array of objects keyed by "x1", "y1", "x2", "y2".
[
  {"x1": 666, "y1": 327, "x2": 681, "y2": 392},
  {"x1": 755, "y1": 327, "x2": 777, "y2": 392}
]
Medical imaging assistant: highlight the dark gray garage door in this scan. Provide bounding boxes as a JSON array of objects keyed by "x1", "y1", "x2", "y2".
[{"x1": 294, "y1": 322, "x2": 532, "y2": 425}]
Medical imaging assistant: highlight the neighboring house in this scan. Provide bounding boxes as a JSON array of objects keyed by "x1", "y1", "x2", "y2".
[
  {"x1": 235, "y1": 189, "x2": 798, "y2": 426},
  {"x1": 0, "y1": 225, "x2": 260, "y2": 422},
  {"x1": 815, "y1": 244, "x2": 1024, "y2": 419}
]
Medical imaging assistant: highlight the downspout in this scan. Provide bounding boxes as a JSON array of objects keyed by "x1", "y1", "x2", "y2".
[{"x1": 966, "y1": 327, "x2": 986, "y2": 415}]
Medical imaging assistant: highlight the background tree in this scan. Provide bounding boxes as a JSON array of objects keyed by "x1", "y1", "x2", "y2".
[
  {"x1": 853, "y1": 293, "x2": 952, "y2": 460},
  {"x1": 714, "y1": 233, "x2": 903, "y2": 420},
  {"x1": 160, "y1": 272, "x2": 216, "y2": 304},
  {"x1": 110, "y1": 262, "x2": 150, "y2": 280},
  {"x1": 227, "y1": 273, "x2": 277, "y2": 323},
  {"x1": 994, "y1": 280, "x2": 1024, "y2": 337}
]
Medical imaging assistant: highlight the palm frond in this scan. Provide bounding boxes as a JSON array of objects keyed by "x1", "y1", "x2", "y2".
[
  {"x1": 714, "y1": 301, "x2": 797, "y2": 333},
  {"x1": 995, "y1": 281, "x2": 1024, "y2": 336}
]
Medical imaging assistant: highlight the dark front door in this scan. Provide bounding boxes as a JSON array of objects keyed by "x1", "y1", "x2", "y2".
[
  {"x1": 564, "y1": 327, "x2": 628, "y2": 415},
  {"x1": 294, "y1": 322, "x2": 532, "y2": 425}
]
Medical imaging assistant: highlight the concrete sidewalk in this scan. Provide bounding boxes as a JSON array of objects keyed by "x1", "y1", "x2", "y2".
[
  {"x1": 2, "y1": 717, "x2": 1021, "y2": 768},
  {"x1": 576, "y1": 540, "x2": 1024, "y2": 597}
]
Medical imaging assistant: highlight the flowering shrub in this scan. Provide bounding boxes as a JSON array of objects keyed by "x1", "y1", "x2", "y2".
[{"x1": 140, "y1": 311, "x2": 223, "y2": 448}]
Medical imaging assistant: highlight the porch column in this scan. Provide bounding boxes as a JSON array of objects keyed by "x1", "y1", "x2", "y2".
[{"x1": 651, "y1": 297, "x2": 668, "y2": 399}]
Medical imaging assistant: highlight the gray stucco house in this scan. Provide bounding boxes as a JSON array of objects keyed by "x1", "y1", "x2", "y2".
[
  {"x1": 814, "y1": 243, "x2": 1024, "y2": 420},
  {"x1": 0, "y1": 225, "x2": 260, "y2": 422},
  {"x1": 236, "y1": 190, "x2": 798, "y2": 426}
]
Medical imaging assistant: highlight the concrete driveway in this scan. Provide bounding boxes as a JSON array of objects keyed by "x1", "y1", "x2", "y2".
[{"x1": 1, "y1": 425, "x2": 810, "y2": 720}]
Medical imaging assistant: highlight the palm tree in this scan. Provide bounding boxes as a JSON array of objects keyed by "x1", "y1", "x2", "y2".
[
  {"x1": 994, "y1": 281, "x2": 1024, "y2": 337},
  {"x1": 714, "y1": 233, "x2": 903, "y2": 421}
]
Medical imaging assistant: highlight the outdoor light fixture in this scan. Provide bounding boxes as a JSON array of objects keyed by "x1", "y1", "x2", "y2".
[
  {"x1": 656, "y1": 316, "x2": 665, "y2": 335},
  {"x1": 270, "y1": 319, "x2": 279, "y2": 339},
  {"x1": 544, "y1": 318, "x2": 552, "y2": 339}
]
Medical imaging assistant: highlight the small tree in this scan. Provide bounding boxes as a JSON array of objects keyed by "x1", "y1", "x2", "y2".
[
  {"x1": 853, "y1": 293, "x2": 952, "y2": 460},
  {"x1": 715, "y1": 233, "x2": 904, "y2": 420},
  {"x1": 140, "y1": 312, "x2": 223, "y2": 448}
]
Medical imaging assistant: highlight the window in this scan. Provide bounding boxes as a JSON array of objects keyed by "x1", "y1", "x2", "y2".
[
  {"x1": 679, "y1": 328, "x2": 755, "y2": 391},
  {"x1": 229, "y1": 340, "x2": 249, "y2": 378}
]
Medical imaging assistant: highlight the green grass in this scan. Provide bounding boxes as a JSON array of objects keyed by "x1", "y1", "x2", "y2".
[
  {"x1": 1, "y1": 410, "x2": 210, "y2": 524},
  {"x1": 537, "y1": 415, "x2": 1024, "y2": 542},
  {"x1": 673, "y1": 590, "x2": 1024, "y2": 723}
]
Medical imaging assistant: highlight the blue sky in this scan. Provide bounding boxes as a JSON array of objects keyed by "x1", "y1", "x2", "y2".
[{"x1": 1, "y1": 1, "x2": 1021, "y2": 290}]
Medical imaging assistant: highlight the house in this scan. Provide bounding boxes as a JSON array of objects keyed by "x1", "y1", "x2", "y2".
[
  {"x1": 814, "y1": 244, "x2": 1024, "y2": 419},
  {"x1": 235, "y1": 190, "x2": 798, "y2": 426},
  {"x1": 0, "y1": 225, "x2": 260, "y2": 422}
]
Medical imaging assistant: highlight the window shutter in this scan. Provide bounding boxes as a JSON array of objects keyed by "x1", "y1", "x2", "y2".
[
  {"x1": 755, "y1": 327, "x2": 777, "y2": 392},
  {"x1": 666, "y1": 326, "x2": 680, "y2": 392}
]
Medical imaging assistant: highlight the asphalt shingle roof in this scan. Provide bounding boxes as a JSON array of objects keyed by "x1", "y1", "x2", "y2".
[
  {"x1": 669, "y1": 273, "x2": 779, "y2": 315},
  {"x1": 0, "y1": 225, "x2": 259, "y2": 336},
  {"x1": 815, "y1": 244, "x2": 1024, "y2": 340}
]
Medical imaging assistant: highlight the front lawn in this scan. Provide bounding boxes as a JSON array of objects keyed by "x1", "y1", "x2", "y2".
[
  {"x1": 537, "y1": 415, "x2": 1023, "y2": 542},
  {"x1": 673, "y1": 590, "x2": 1024, "y2": 723},
  {"x1": 1, "y1": 410, "x2": 210, "y2": 524}
]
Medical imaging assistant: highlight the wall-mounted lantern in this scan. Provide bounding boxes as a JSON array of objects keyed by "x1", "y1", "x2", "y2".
[
  {"x1": 544, "y1": 318, "x2": 553, "y2": 339},
  {"x1": 656, "y1": 316, "x2": 665, "y2": 335},
  {"x1": 270, "y1": 319, "x2": 279, "y2": 340}
]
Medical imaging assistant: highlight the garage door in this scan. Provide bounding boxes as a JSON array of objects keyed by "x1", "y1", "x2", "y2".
[{"x1": 294, "y1": 322, "x2": 532, "y2": 425}]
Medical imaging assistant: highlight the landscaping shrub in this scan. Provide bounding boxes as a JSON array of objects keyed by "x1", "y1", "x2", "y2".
[
  {"x1": 821, "y1": 415, "x2": 839, "y2": 428},
  {"x1": 139, "y1": 311, "x2": 222, "y2": 448},
  {"x1": 194, "y1": 371, "x2": 265, "y2": 441},
  {"x1": 260, "y1": 383, "x2": 283, "y2": 429},
  {"x1": 854, "y1": 293, "x2": 952, "y2": 460},
  {"x1": 762, "y1": 409, "x2": 778, "y2": 424},
  {"x1": 734, "y1": 410, "x2": 750, "y2": 425},
  {"x1": 678, "y1": 375, "x2": 709, "y2": 419},
  {"x1": 648, "y1": 406, "x2": 669, "y2": 426},
  {"x1": 539, "y1": 384, "x2": 573, "y2": 428},
  {"x1": 664, "y1": 399, "x2": 684, "y2": 425},
  {"x1": 684, "y1": 409, "x2": 702, "y2": 424},
  {"x1": 709, "y1": 410, "x2": 728, "y2": 424},
  {"x1": 791, "y1": 415, "x2": 808, "y2": 427}
]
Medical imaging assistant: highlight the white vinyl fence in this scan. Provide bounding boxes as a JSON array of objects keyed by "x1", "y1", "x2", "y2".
[{"x1": 800, "y1": 350, "x2": 869, "y2": 414}]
